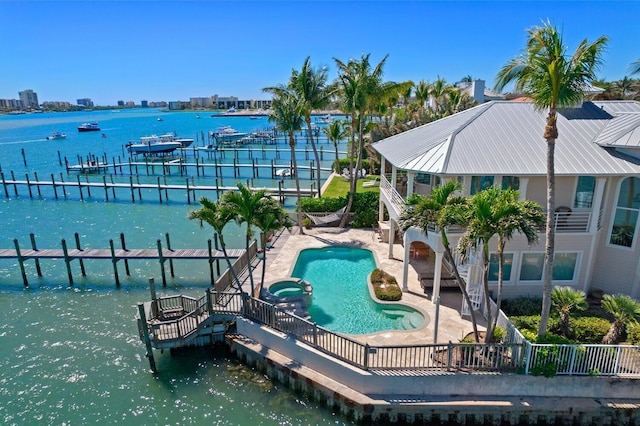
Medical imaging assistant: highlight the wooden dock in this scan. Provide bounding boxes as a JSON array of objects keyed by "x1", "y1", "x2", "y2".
[{"x1": 1, "y1": 232, "x2": 246, "y2": 287}]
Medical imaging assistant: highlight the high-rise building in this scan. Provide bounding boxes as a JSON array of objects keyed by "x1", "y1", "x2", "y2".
[
  {"x1": 77, "y1": 98, "x2": 94, "y2": 107},
  {"x1": 19, "y1": 89, "x2": 39, "y2": 109},
  {"x1": 141, "y1": 100, "x2": 148, "y2": 108}
]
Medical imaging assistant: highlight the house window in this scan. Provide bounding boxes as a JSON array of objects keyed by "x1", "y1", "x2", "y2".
[
  {"x1": 470, "y1": 176, "x2": 494, "y2": 195},
  {"x1": 574, "y1": 176, "x2": 595, "y2": 208},
  {"x1": 610, "y1": 177, "x2": 640, "y2": 248},
  {"x1": 488, "y1": 253, "x2": 513, "y2": 281},
  {"x1": 552, "y1": 253, "x2": 578, "y2": 281},
  {"x1": 415, "y1": 173, "x2": 431, "y2": 184},
  {"x1": 519, "y1": 253, "x2": 544, "y2": 281},
  {"x1": 501, "y1": 176, "x2": 520, "y2": 191}
]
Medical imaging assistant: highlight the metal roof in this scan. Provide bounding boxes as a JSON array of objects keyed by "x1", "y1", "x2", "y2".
[{"x1": 372, "y1": 100, "x2": 640, "y2": 176}]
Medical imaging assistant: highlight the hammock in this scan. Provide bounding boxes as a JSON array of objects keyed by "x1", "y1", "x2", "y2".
[{"x1": 305, "y1": 207, "x2": 347, "y2": 225}]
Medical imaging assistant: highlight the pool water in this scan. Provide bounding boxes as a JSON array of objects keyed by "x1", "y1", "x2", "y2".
[
  {"x1": 270, "y1": 280, "x2": 305, "y2": 297},
  {"x1": 291, "y1": 247, "x2": 426, "y2": 334}
]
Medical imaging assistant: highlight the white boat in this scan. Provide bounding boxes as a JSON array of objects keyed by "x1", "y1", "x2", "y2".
[
  {"x1": 195, "y1": 114, "x2": 201, "y2": 119},
  {"x1": 157, "y1": 117, "x2": 163, "y2": 121},
  {"x1": 210, "y1": 126, "x2": 248, "y2": 144},
  {"x1": 126, "y1": 134, "x2": 181, "y2": 155},
  {"x1": 275, "y1": 168, "x2": 295, "y2": 177},
  {"x1": 78, "y1": 122, "x2": 100, "y2": 132},
  {"x1": 46, "y1": 131, "x2": 67, "y2": 140},
  {"x1": 317, "y1": 114, "x2": 332, "y2": 123}
]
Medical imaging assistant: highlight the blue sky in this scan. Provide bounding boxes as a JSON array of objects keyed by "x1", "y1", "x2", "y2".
[{"x1": 1, "y1": 1, "x2": 639, "y2": 106}]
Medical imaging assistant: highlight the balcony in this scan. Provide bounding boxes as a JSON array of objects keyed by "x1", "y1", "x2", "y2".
[{"x1": 380, "y1": 174, "x2": 593, "y2": 234}]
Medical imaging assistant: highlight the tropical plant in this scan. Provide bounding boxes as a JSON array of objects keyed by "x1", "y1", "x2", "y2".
[
  {"x1": 601, "y1": 294, "x2": 640, "y2": 344},
  {"x1": 266, "y1": 88, "x2": 306, "y2": 234},
  {"x1": 323, "y1": 120, "x2": 348, "y2": 172},
  {"x1": 252, "y1": 196, "x2": 292, "y2": 295},
  {"x1": 219, "y1": 183, "x2": 269, "y2": 296},
  {"x1": 399, "y1": 181, "x2": 480, "y2": 342},
  {"x1": 495, "y1": 21, "x2": 608, "y2": 338},
  {"x1": 290, "y1": 57, "x2": 333, "y2": 197},
  {"x1": 334, "y1": 53, "x2": 389, "y2": 227},
  {"x1": 414, "y1": 80, "x2": 430, "y2": 110},
  {"x1": 551, "y1": 286, "x2": 588, "y2": 338},
  {"x1": 429, "y1": 76, "x2": 450, "y2": 113},
  {"x1": 188, "y1": 196, "x2": 243, "y2": 293},
  {"x1": 630, "y1": 58, "x2": 640, "y2": 75},
  {"x1": 457, "y1": 186, "x2": 544, "y2": 343}
]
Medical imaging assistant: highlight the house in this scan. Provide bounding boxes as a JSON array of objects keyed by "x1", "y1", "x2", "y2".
[{"x1": 372, "y1": 100, "x2": 640, "y2": 304}]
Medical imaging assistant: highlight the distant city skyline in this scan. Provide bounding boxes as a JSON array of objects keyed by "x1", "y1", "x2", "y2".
[{"x1": 1, "y1": 1, "x2": 639, "y2": 106}]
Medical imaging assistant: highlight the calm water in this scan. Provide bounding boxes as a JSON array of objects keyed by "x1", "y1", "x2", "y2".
[
  {"x1": 292, "y1": 247, "x2": 425, "y2": 334},
  {"x1": 0, "y1": 109, "x2": 353, "y2": 425}
]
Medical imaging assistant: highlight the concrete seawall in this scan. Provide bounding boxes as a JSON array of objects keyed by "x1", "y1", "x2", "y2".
[{"x1": 229, "y1": 319, "x2": 640, "y2": 425}]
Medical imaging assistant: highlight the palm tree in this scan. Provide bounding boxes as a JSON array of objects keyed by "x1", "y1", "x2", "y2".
[
  {"x1": 551, "y1": 286, "x2": 588, "y2": 338},
  {"x1": 414, "y1": 80, "x2": 431, "y2": 110},
  {"x1": 323, "y1": 120, "x2": 348, "y2": 173},
  {"x1": 402, "y1": 84, "x2": 413, "y2": 116},
  {"x1": 457, "y1": 187, "x2": 544, "y2": 343},
  {"x1": 429, "y1": 76, "x2": 450, "y2": 113},
  {"x1": 267, "y1": 89, "x2": 306, "y2": 234},
  {"x1": 220, "y1": 183, "x2": 267, "y2": 297},
  {"x1": 601, "y1": 294, "x2": 640, "y2": 344},
  {"x1": 188, "y1": 196, "x2": 243, "y2": 293},
  {"x1": 334, "y1": 53, "x2": 389, "y2": 228},
  {"x1": 252, "y1": 196, "x2": 292, "y2": 295},
  {"x1": 495, "y1": 21, "x2": 608, "y2": 338},
  {"x1": 400, "y1": 181, "x2": 480, "y2": 342},
  {"x1": 614, "y1": 76, "x2": 638, "y2": 99},
  {"x1": 630, "y1": 59, "x2": 640, "y2": 75},
  {"x1": 290, "y1": 57, "x2": 333, "y2": 198}
]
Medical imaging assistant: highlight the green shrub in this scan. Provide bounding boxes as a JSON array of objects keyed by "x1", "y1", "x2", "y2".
[
  {"x1": 335, "y1": 158, "x2": 374, "y2": 174},
  {"x1": 492, "y1": 326, "x2": 506, "y2": 343},
  {"x1": 350, "y1": 192, "x2": 379, "y2": 228},
  {"x1": 569, "y1": 317, "x2": 611, "y2": 344},
  {"x1": 501, "y1": 297, "x2": 543, "y2": 316},
  {"x1": 299, "y1": 196, "x2": 345, "y2": 213},
  {"x1": 510, "y1": 315, "x2": 542, "y2": 332},
  {"x1": 627, "y1": 323, "x2": 640, "y2": 345},
  {"x1": 370, "y1": 268, "x2": 402, "y2": 301}
]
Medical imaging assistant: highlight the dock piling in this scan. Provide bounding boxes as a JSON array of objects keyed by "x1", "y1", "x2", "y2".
[
  {"x1": 109, "y1": 239, "x2": 120, "y2": 287},
  {"x1": 14, "y1": 239, "x2": 28, "y2": 287},
  {"x1": 75, "y1": 233, "x2": 86, "y2": 276},
  {"x1": 120, "y1": 233, "x2": 130, "y2": 276},
  {"x1": 61, "y1": 239, "x2": 74, "y2": 286}
]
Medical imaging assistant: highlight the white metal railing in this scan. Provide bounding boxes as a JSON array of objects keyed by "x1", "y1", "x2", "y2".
[
  {"x1": 553, "y1": 210, "x2": 592, "y2": 233},
  {"x1": 380, "y1": 174, "x2": 406, "y2": 217}
]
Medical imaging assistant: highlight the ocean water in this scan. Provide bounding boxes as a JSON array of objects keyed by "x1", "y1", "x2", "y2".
[{"x1": 0, "y1": 109, "x2": 353, "y2": 425}]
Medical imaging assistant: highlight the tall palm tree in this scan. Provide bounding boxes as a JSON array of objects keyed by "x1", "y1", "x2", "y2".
[
  {"x1": 334, "y1": 53, "x2": 389, "y2": 228},
  {"x1": 252, "y1": 196, "x2": 292, "y2": 296},
  {"x1": 402, "y1": 84, "x2": 413, "y2": 116},
  {"x1": 457, "y1": 187, "x2": 544, "y2": 343},
  {"x1": 220, "y1": 183, "x2": 267, "y2": 296},
  {"x1": 414, "y1": 80, "x2": 431, "y2": 110},
  {"x1": 267, "y1": 89, "x2": 306, "y2": 234},
  {"x1": 495, "y1": 21, "x2": 608, "y2": 338},
  {"x1": 323, "y1": 120, "x2": 348, "y2": 173},
  {"x1": 290, "y1": 57, "x2": 333, "y2": 197},
  {"x1": 601, "y1": 294, "x2": 640, "y2": 344},
  {"x1": 400, "y1": 181, "x2": 480, "y2": 342},
  {"x1": 188, "y1": 196, "x2": 243, "y2": 293},
  {"x1": 429, "y1": 76, "x2": 450, "y2": 113},
  {"x1": 551, "y1": 286, "x2": 588, "y2": 338}
]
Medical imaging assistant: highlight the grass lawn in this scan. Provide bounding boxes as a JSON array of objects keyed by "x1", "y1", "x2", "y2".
[{"x1": 322, "y1": 174, "x2": 380, "y2": 198}]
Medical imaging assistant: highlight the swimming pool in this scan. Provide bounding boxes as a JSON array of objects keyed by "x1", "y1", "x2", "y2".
[{"x1": 291, "y1": 246, "x2": 426, "y2": 334}]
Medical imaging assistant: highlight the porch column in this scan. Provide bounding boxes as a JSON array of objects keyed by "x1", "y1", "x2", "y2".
[
  {"x1": 407, "y1": 171, "x2": 415, "y2": 197},
  {"x1": 588, "y1": 178, "x2": 606, "y2": 233},
  {"x1": 378, "y1": 199, "x2": 385, "y2": 223},
  {"x1": 380, "y1": 156, "x2": 386, "y2": 177},
  {"x1": 402, "y1": 232, "x2": 410, "y2": 291},
  {"x1": 391, "y1": 166, "x2": 397, "y2": 192},
  {"x1": 388, "y1": 219, "x2": 395, "y2": 259},
  {"x1": 432, "y1": 251, "x2": 443, "y2": 301},
  {"x1": 518, "y1": 177, "x2": 529, "y2": 201}
]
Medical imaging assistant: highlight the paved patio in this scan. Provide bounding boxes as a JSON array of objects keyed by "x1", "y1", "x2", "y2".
[{"x1": 262, "y1": 226, "x2": 485, "y2": 346}]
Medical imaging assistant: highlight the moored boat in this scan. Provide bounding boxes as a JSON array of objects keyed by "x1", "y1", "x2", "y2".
[
  {"x1": 126, "y1": 134, "x2": 181, "y2": 155},
  {"x1": 46, "y1": 131, "x2": 67, "y2": 140},
  {"x1": 77, "y1": 122, "x2": 100, "y2": 132},
  {"x1": 210, "y1": 126, "x2": 248, "y2": 144}
]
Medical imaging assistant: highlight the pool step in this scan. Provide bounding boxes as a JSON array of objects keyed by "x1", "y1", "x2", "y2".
[
  {"x1": 408, "y1": 312, "x2": 424, "y2": 328},
  {"x1": 382, "y1": 309, "x2": 408, "y2": 319}
]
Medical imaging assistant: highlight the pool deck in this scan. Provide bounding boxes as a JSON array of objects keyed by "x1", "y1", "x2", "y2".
[{"x1": 262, "y1": 226, "x2": 485, "y2": 345}]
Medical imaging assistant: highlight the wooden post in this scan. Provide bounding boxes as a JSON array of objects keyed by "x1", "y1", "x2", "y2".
[
  {"x1": 103, "y1": 176, "x2": 109, "y2": 201},
  {"x1": 25, "y1": 173, "x2": 33, "y2": 198},
  {"x1": 120, "y1": 233, "x2": 130, "y2": 276},
  {"x1": 233, "y1": 158, "x2": 237, "y2": 178},
  {"x1": 14, "y1": 239, "x2": 29, "y2": 287},
  {"x1": 11, "y1": 171, "x2": 17, "y2": 195},
  {"x1": 60, "y1": 173, "x2": 67, "y2": 197},
  {"x1": 58, "y1": 150, "x2": 62, "y2": 166},
  {"x1": 137, "y1": 303, "x2": 157, "y2": 374},
  {"x1": 148, "y1": 277, "x2": 158, "y2": 318},
  {"x1": 61, "y1": 239, "x2": 74, "y2": 286},
  {"x1": 110, "y1": 175, "x2": 116, "y2": 199},
  {"x1": 34, "y1": 172, "x2": 41, "y2": 197},
  {"x1": 137, "y1": 175, "x2": 142, "y2": 200},
  {"x1": 207, "y1": 239, "x2": 215, "y2": 286},
  {"x1": 75, "y1": 233, "x2": 86, "y2": 276},
  {"x1": 157, "y1": 177, "x2": 162, "y2": 203},
  {"x1": 51, "y1": 174, "x2": 58, "y2": 199},
  {"x1": 77, "y1": 175, "x2": 84, "y2": 201},
  {"x1": 163, "y1": 176, "x2": 168, "y2": 200},
  {"x1": 21, "y1": 148, "x2": 27, "y2": 166},
  {"x1": 157, "y1": 239, "x2": 166, "y2": 286},
  {"x1": 185, "y1": 178, "x2": 190, "y2": 204},
  {"x1": 213, "y1": 233, "x2": 221, "y2": 276},
  {"x1": 1, "y1": 172, "x2": 8, "y2": 198},
  {"x1": 85, "y1": 175, "x2": 91, "y2": 197},
  {"x1": 165, "y1": 233, "x2": 174, "y2": 278},
  {"x1": 109, "y1": 239, "x2": 120, "y2": 287}
]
